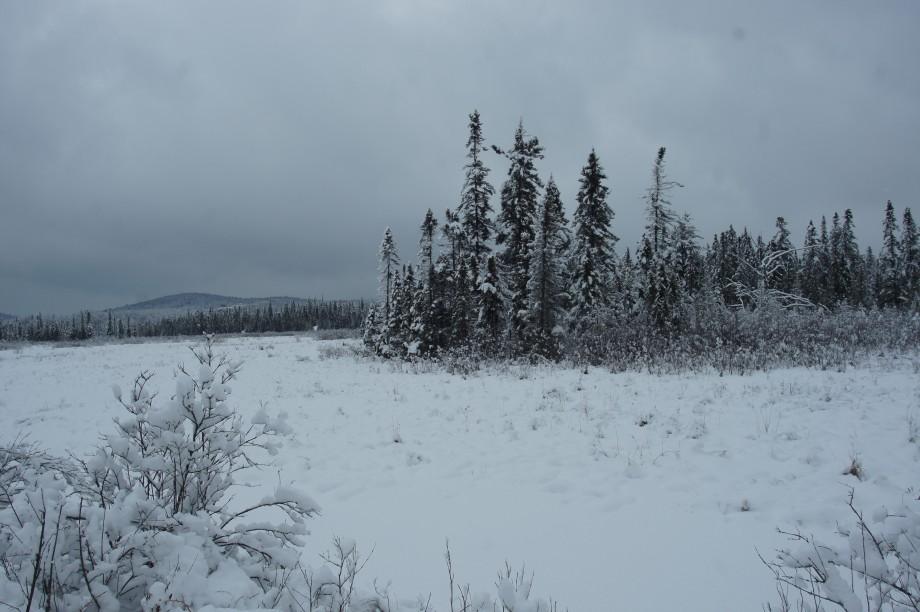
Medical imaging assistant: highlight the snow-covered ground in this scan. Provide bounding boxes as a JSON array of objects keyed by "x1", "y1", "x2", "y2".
[{"x1": 1, "y1": 335, "x2": 917, "y2": 611}]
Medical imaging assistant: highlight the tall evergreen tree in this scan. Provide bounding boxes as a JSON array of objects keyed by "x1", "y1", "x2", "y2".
[
  {"x1": 902, "y1": 207, "x2": 919, "y2": 306},
  {"x1": 459, "y1": 110, "x2": 495, "y2": 276},
  {"x1": 494, "y1": 120, "x2": 544, "y2": 347},
  {"x1": 527, "y1": 177, "x2": 570, "y2": 353},
  {"x1": 569, "y1": 150, "x2": 616, "y2": 316},
  {"x1": 638, "y1": 147, "x2": 682, "y2": 327},
  {"x1": 800, "y1": 220, "x2": 822, "y2": 305},
  {"x1": 841, "y1": 209, "x2": 863, "y2": 305},
  {"x1": 829, "y1": 212, "x2": 846, "y2": 303},
  {"x1": 766, "y1": 216, "x2": 797, "y2": 294},
  {"x1": 672, "y1": 213, "x2": 704, "y2": 296},
  {"x1": 475, "y1": 255, "x2": 505, "y2": 355},
  {"x1": 879, "y1": 200, "x2": 902, "y2": 308},
  {"x1": 864, "y1": 246, "x2": 879, "y2": 308},
  {"x1": 378, "y1": 227, "x2": 400, "y2": 327},
  {"x1": 817, "y1": 216, "x2": 833, "y2": 307}
]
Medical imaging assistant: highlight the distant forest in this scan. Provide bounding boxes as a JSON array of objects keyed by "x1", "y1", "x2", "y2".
[
  {"x1": 0, "y1": 299, "x2": 367, "y2": 342},
  {"x1": 364, "y1": 112, "x2": 919, "y2": 368}
]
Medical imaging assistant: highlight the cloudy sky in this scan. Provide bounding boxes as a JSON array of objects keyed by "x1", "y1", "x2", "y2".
[{"x1": 1, "y1": 1, "x2": 918, "y2": 314}]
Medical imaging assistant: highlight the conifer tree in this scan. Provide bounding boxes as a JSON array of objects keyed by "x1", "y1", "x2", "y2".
[
  {"x1": 378, "y1": 227, "x2": 400, "y2": 327},
  {"x1": 414, "y1": 209, "x2": 439, "y2": 353},
  {"x1": 638, "y1": 147, "x2": 682, "y2": 327},
  {"x1": 570, "y1": 150, "x2": 616, "y2": 317},
  {"x1": 817, "y1": 216, "x2": 833, "y2": 307},
  {"x1": 864, "y1": 246, "x2": 879, "y2": 308},
  {"x1": 450, "y1": 257, "x2": 473, "y2": 346},
  {"x1": 829, "y1": 212, "x2": 850, "y2": 303},
  {"x1": 459, "y1": 110, "x2": 495, "y2": 276},
  {"x1": 799, "y1": 220, "x2": 822, "y2": 305},
  {"x1": 385, "y1": 268, "x2": 405, "y2": 355},
  {"x1": 766, "y1": 217, "x2": 797, "y2": 294},
  {"x1": 494, "y1": 120, "x2": 544, "y2": 347},
  {"x1": 475, "y1": 254, "x2": 505, "y2": 355},
  {"x1": 673, "y1": 213, "x2": 704, "y2": 296},
  {"x1": 841, "y1": 209, "x2": 863, "y2": 305},
  {"x1": 879, "y1": 200, "x2": 902, "y2": 308},
  {"x1": 441, "y1": 208, "x2": 464, "y2": 273},
  {"x1": 902, "y1": 207, "x2": 919, "y2": 306},
  {"x1": 732, "y1": 229, "x2": 759, "y2": 307},
  {"x1": 527, "y1": 176, "x2": 570, "y2": 353}
]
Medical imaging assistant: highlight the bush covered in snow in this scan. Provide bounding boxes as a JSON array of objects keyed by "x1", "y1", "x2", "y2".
[
  {"x1": 763, "y1": 491, "x2": 920, "y2": 612},
  {"x1": 0, "y1": 335, "x2": 319, "y2": 610}
]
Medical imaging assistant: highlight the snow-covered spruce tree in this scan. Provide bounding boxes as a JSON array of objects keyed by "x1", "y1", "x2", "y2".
[
  {"x1": 450, "y1": 256, "x2": 473, "y2": 348},
  {"x1": 475, "y1": 254, "x2": 505, "y2": 356},
  {"x1": 863, "y1": 246, "x2": 880, "y2": 308},
  {"x1": 766, "y1": 216, "x2": 798, "y2": 295},
  {"x1": 386, "y1": 268, "x2": 407, "y2": 357},
  {"x1": 799, "y1": 220, "x2": 823, "y2": 306},
  {"x1": 459, "y1": 110, "x2": 496, "y2": 278},
  {"x1": 879, "y1": 200, "x2": 902, "y2": 308},
  {"x1": 0, "y1": 336, "x2": 318, "y2": 610},
  {"x1": 379, "y1": 227, "x2": 401, "y2": 332},
  {"x1": 672, "y1": 213, "x2": 704, "y2": 297},
  {"x1": 569, "y1": 150, "x2": 616, "y2": 321},
  {"x1": 817, "y1": 216, "x2": 833, "y2": 307},
  {"x1": 732, "y1": 229, "x2": 760, "y2": 307},
  {"x1": 398, "y1": 265, "x2": 418, "y2": 354},
  {"x1": 413, "y1": 209, "x2": 440, "y2": 356},
  {"x1": 829, "y1": 211, "x2": 851, "y2": 304},
  {"x1": 442, "y1": 207, "x2": 465, "y2": 275},
  {"x1": 638, "y1": 147, "x2": 682, "y2": 330},
  {"x1": 902, "y1": 207, "x2": 919, "y2": 307},
  {"x1": 526, "y1": 176, "x2": 570, "y2": 356},
  {"x1": 494, "y1": 120, "x2": 544, "y2": 352},
  {"x1": 841, "y1": 209, "x2": 865, "y2": 306},
  {"x1": 616, "y1": 248, "x2": 642, "y2": 317},
  {"x1": 362, "y1": 303, "x2": 383, "y2": 350}
]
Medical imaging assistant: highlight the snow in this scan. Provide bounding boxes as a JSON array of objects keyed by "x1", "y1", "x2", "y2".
[{"x1": 0, "y1": 336, "x2": 917, "y2": 611}]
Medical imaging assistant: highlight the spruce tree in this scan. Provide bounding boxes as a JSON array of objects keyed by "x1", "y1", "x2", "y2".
[
  {"x1": 570, "y1": 150, "x2": 616, "y2": 317},
  {"x1": 638, "y1": 147, "x2": 682, "y2": 327},
  {"x1": 414, "y1": 209, "x2": 439, "y2": 353},
  {"x1": 841, "y1": 209, "x2": 863, "y2": 305},
  {"x1": 672, "y1": 213, "x2": 704, "y2": 296},
  {"x1": 527, "y1": 176, "x2": 570, "y2": 353},
  {"x1": 902, "y1": 207, "x2": 919, "y2": 306},
  {"x1": 378, "y1": 227, "x2": 400, "y2": 328},
  {"x1": 800, "y1": 220, "x2": 822, "y2": 305},
  {"x1": 766, "y1": 217, "x2": 797, "y2": 294},
  {"x1": 450, "y1": 257, "x2": 473, "y2": 347},
  {"x1": 817, "y1": 216, "x2": 833, "y2": 307},
  {"x1": 879, "y1": 200, "x2": 902, "y2": 308},
  {"x1": 829, "y1": 211, "x2": 856, "y2": 304},
  {"x1": 459, "y1": 110, "x2": 495, "y2": 276},
  {"x1": 494, "y1": 120, "x2": 544, "y2": 348},
  {"x1": 475, "y1": 254, "x2": 505, "y2": 355},
  {"x1": 864, "y1": 246, "x2": 879, "y2": 308}
]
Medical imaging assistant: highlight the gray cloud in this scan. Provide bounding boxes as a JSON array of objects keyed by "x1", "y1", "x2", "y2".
[{"x1": 1, "y1": 0, "x2": 918, "y2": 314}]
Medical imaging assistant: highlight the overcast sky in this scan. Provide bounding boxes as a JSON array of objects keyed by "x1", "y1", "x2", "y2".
[{"x1": 1, "y1": 1, "x2": 918, "y2": 315}]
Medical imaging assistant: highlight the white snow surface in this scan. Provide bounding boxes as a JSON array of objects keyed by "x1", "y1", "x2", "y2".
[{"x1": 1, "y1": 335, "x2": 917, "y2": 611}]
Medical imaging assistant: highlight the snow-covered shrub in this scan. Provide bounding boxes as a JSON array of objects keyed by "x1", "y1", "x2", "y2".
[
  {"x1": 0, "y1": 335, "x2": 319, "y2": 610},
  {"x1": 763, "y1": 491, "x2": 920, "y2": 611}
]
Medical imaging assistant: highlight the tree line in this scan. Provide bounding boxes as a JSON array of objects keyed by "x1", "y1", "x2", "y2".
[
  {"x1": 0, "y1": 299, "x2": 367, "y2": 342},
  {"x1": 363, "y1": 111, "x2": 919, "y2": 363}
]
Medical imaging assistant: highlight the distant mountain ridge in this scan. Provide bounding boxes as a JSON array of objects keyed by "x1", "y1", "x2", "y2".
[
  {"x1": 111, "y1": 292, "x2": 312, "y2": 312},
  {"x1": 0, "y1": 312, "x2": 15, "y2": 321}
]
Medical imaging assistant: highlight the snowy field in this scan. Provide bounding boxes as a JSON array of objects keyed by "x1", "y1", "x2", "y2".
[{"x1": 1, "y1": 335, "x2": 918, "y2": 611}]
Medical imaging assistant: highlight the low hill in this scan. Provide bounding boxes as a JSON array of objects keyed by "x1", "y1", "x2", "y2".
[{"x1": 112, "y1": 292, "x2": 310, "y2": 313}]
